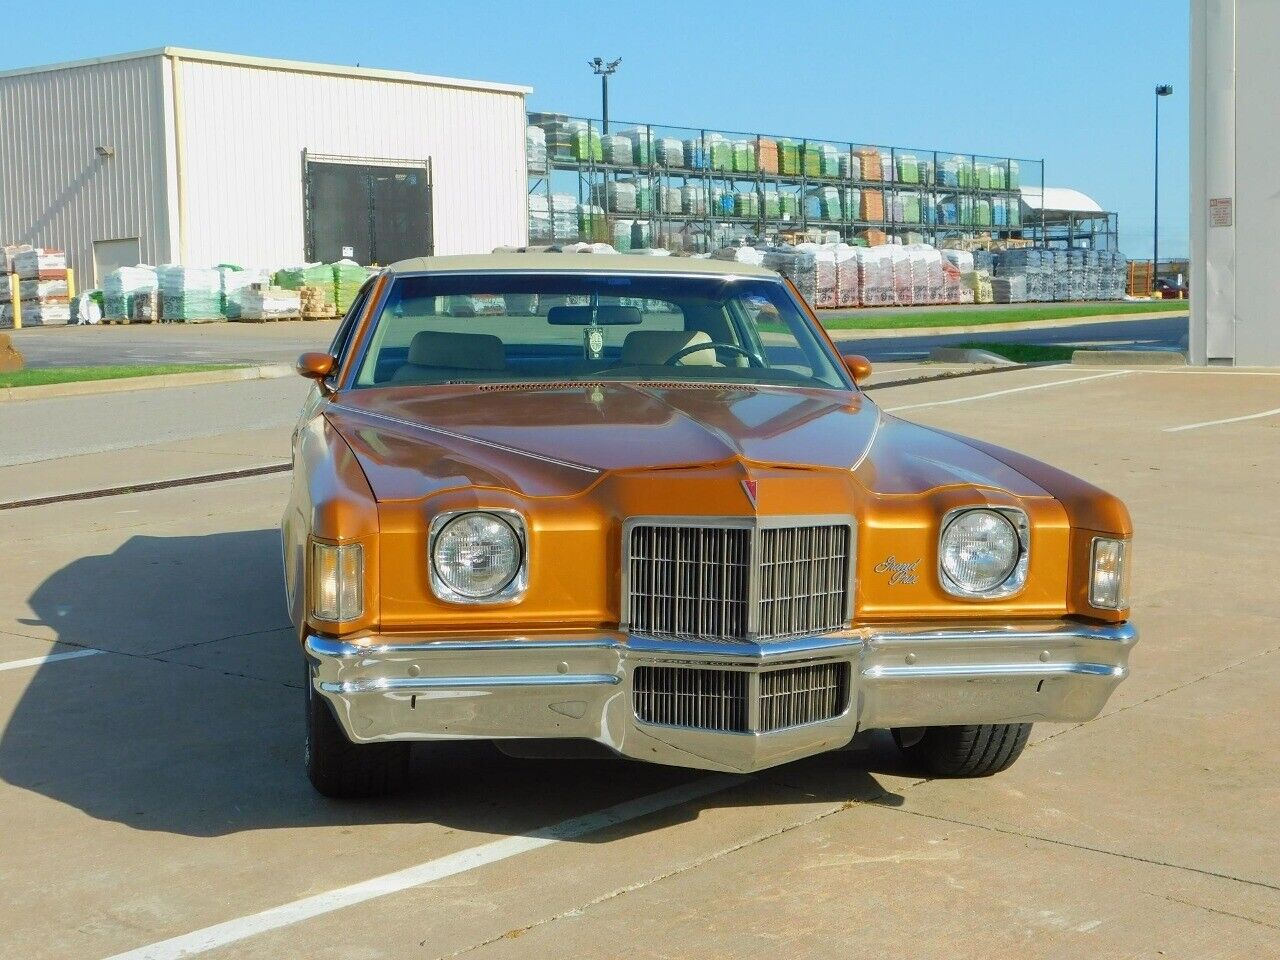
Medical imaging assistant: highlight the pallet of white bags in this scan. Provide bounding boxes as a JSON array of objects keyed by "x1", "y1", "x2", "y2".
[{"x1": 232, "y1": 312, "x2": 301, "y2": 323}]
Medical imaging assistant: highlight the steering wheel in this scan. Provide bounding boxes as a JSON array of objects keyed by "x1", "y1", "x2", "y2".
[{"x1": 663, "y1": 341, "x2": 764, "y2": 367}]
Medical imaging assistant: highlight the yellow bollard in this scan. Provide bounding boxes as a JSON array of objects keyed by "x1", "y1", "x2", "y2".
[
  {"x1": 8, "y1": 274, "x2": 19, "y2": 331},
  {"x1": 66, "y1": 267, "x2": 76, "y2": 301}
]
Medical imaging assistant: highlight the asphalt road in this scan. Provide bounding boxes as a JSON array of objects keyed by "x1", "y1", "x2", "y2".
[{"x1": 847, "y1": 315, "x2": 1189, "y2": 362}]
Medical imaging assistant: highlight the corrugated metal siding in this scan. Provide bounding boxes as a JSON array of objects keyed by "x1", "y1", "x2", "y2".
[
  {"x1": 0, "y1": 56, "x2": 170, "y2": 282},
  {"x1": 176, "y1": 59, "x2": 528, "y2": 267}
]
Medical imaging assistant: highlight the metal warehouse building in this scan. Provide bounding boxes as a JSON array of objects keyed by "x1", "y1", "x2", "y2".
[{"x1": 0, "y1": 48, "x2": 531, "y2": 284}]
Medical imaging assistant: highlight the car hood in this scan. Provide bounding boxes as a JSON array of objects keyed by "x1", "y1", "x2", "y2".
[{"x1": 324, "y1": 382, "x2": 1046, "y2": 502}]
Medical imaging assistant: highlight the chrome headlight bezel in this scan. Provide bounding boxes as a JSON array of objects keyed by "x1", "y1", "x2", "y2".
[
  {"x1": 429, "y1": 509, "x2": 528, "y2": 604},
  {"x1": 937, "y1": 506, "x2": 1030, "y2": 599}
]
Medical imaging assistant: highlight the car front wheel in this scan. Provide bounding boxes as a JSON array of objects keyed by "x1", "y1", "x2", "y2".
[
  {"x1": 894, "y1": 723, "x2": 1032, "y2": 777},
  {"x1": 305, "y1": 667, "x2": 410, "y2": 798}
]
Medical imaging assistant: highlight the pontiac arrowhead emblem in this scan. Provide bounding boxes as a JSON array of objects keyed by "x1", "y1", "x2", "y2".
[{"x1": 741, "y1": 478, "x2": 758, "y2": 507}]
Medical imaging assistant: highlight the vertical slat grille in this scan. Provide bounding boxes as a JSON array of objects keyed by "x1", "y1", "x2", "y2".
[
  {"x1": 758, "y1": 663, "x2": 849, "y2": 732},
  {"x1": 632, "y1": 663, "x2": 848, "y2": 733},
  {"x1": 628, "y1": 525, "x2": 751, "y2": 641},
  {"x1": 758, "y1": 524, "x2": 851, "y2": 640},
  {"x1": 626, "y1": 521, "x2": 851, "y2": 642},
  {"x1": 632, "y1": 666, "x2": 750, "y2": 732}
]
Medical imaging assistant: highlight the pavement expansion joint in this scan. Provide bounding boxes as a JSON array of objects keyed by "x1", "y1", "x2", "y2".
[
  {"x1": 1149, "y1": 894, "x2": 1280, "y2": 932},
  {"x1": 883, "y1": 805, "x2": 1280, "y2": 895}
]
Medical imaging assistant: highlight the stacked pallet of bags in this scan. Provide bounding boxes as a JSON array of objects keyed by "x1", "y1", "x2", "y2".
[
  {"x1": 603, "y1": 134, "x2": 632, "y2": 166},
  {"x1": 275, "y1": 263, "x2": 335, "y2": 310},
  {"x1": 762, "y1": 245, "x2": 819, "y2": 304},
  {"x1": 625, "y1": 128, "x2": 652, "y2": 166},
  {"x1": 860, "y1": 190, "x2": 885, "y2": 223},
  {"x1": 528, "y1": 194, "x2": 552, "y2": 242},
  {"x1": 568, "y1": 121, "x2": 603, "y2": 162},
  {"x1": 896, "y1": 154, "x2": 920, "y2": 184},
  {"x1": 708, "y1": 134, "x2": 733, "y2": 172},
  {"x1": 856, "y1": 247, "x2": 895, "y2": 306},
  {"x1": 551, "y1": 194, "x2": 579, "y2": 238},
  {"x1": 940, "y1": 255, "x2": 963, "y2": 304},
  {"x1": 733, "y1": 140, "x2": 756, "y2": 173},
  {"x1": 333, "y1": 260, "x2": 368, "y2": 312},
  {"x1": 102, "y1": 265, "x2": 158, "y2": 320},
  {"x1": 219, "y1": 266, "x2": 271, "y2": 319},
  {"x1": 682, "y1": 136, "x2": 708, "y2": 170},
  {"x1": 681, "y1": 184, "x2": 708, "y2": 216},
  {"x1": 592, "y1": 180, "x2": 636, "y2": 213},
  {"x1": 834, "y1": 245, "x2": 860, "y2": 307},
  {"x1": 526, "y1": 125, "x2": 547, "y2": 171},
  {"x1": 991, "y1": 275, "x2": 1028, "y2": 303},
  {"x1": 854, "y1": 147, "x2": 880, "y2": 182},
  {"x1": 230, "y1": 284, "x2": 301, "y2": 321},
  {"x1": 842, "y1": 188, "x2": 861, "y2": 223},
  {"x1": 578, "y1": 203, "x2": 606, "y2": 242},
  {"x1": 611, "y1": 220, "x2": 634, "y2": 252},
  {"x1": 656, "y1": 136, "x2": 684, "y2": 168},
  {"x1": 778, "y1": 139, "x2": 801, "y2": 176},
  {"x1": 757, "y1": 138, "x2": 779, "y2": 175},
  {"x1": 2, "y1": 248, "x2": 71, "y2": 326},
  {"x1": 635, "y1": 178, "x2": 654, "y2": 214},
  {"x1": 711, "y1": 245, "x2": 766, "y2": 268},
  {"x1": 906, "y1": 245, "x2": 944, "y2": 304},
  {"x1": 762, "y1": 190, "x2": 782, "y2": 219},
  {"x1": 157, "y1": 265, "x2": 222, "y2": 321},
  {"x1": 805, "y1": 187, "x2": 842, "y2": 222}
]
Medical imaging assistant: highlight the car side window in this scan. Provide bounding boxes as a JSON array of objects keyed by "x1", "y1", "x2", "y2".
[{"x1": 329, "y1": 279, "x2": 376, "y2": 366}]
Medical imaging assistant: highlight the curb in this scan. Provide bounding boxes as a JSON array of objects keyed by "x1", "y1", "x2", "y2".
[
  {"x1": 1071, "y1": 349, "x2": 1188, "y2": 367},
  {"x1": 0, "y1": 364, "x2": 294, "y2": 402},
  {"x1": 823, "y1": 309, "x2": 1186, "y2": 341},
  {"x1": 927, "y1": 347, "x2": 1017, "y2": 366}
]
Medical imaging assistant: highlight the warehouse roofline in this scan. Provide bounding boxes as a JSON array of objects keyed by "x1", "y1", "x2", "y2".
[{"x1": 0, "y1": 46, "x2": 533, "y2": 96}]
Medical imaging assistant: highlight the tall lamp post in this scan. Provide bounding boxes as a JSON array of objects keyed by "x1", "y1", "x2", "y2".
[
  {"x1": 1153, "y1": 84, "x2": 1174, "y2": 292},
  {"x1": 589, "y1": 57, "x2": 621, "y2": 133}
]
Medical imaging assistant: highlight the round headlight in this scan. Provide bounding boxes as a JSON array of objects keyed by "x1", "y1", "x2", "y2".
[
  {"x1": 940, "y1": 509, "x2": 1020, "y2": 594},
  {"x1": 432, "y1": 513, "x2": 522, "y2": 599}
]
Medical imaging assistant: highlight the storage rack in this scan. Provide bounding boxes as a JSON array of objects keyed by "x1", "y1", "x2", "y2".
[{"x1": 526, "y1": 114, "x2": 1046, "y2": 253}]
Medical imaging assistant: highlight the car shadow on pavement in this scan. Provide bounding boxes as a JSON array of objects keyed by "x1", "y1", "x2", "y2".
[{"x1": 2, "y1": 528, "x2": 908, "y2": 840}]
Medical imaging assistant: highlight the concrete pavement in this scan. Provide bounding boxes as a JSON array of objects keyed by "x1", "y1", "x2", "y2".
[{"x1": 0, "y1": 365, "x2": 1276, "y2": 958}]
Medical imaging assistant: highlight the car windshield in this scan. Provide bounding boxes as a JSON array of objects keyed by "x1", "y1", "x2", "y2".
[{"x1": 351, "y1": 271, "x2": 852, "y2": 390}]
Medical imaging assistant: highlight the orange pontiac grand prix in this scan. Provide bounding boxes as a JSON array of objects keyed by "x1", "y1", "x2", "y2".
[{"x1": 283, "y1": 253, "x2": 1135, "y2": 798}]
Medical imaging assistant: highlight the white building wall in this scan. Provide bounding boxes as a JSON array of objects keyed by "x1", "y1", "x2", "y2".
[
  {"x1": 0, "y1": 55, "x2": 171, "y2": 283},
  {"x1": 1191, "y1": 0, "x2": 1280, "y2": 365},
  {"x1": 174, "y1": 56, "x2": 528, "y2": 269}
]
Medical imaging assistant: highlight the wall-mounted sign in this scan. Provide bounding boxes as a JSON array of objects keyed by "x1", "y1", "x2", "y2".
[
  {"x1": 1209, "y1": 197, "x2": 1233, "y2": 228},
  {"x1": 342, "y1": 245, "x2": 355, "y2": 258}
]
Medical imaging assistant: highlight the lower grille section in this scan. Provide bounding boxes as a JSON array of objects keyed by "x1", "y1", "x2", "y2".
[
  {"x1": 758, "y1": 661, "x2": 849, "y2": 733},
  {"x1": 633, "y1": 666, "x2": 750, "y2": 733},
  {"x1": 633, "y1": 662, "x2": 849, "y2": 734}
]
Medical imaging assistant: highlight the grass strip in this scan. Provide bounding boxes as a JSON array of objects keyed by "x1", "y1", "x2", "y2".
[{"x1": 1, "y1": 363, "x2": 242, "y2": 389}]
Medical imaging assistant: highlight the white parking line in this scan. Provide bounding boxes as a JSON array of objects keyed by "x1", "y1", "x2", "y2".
[
  {"x1": 0, "y1": 648, "x2": 103, "y2": 672},
  {"x1": 884, "y1": 370, "x2": 1133, "y2": 413},
  {"x1": 1163, "y1": 406, "x2": 1280, "y2": 433},
  {"x1": 102, "y1": 774, "x2": 741, "y2": 960}
]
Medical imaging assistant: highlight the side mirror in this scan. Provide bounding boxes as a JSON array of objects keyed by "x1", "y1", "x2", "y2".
[
  {"x1": 296, "y1": 352, "x2": 336, "y2": 380},
  {"x1": 843, "y1": 354, "x2": 872, "y2": 385}
]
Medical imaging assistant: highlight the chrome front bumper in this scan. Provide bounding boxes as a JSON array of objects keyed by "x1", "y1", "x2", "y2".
[{"x1": 305, "y1": 620, "x2": 1137, "y2": 774}]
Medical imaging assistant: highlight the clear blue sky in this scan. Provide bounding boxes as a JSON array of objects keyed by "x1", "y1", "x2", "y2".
[{"x1": 2, "y1": 0, "x2": 1188, "y2": 259}]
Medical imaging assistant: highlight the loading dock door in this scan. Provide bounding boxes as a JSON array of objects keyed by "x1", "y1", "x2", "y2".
[{"x1": 304, "y1": 154, "x2": 433, "y2": 265}]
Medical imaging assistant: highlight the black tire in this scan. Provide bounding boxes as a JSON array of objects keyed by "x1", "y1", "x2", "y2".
[
  {"x1": 897, "y1": 723, "x2": 1032, "y2": 778},
  {"x1": 305, "y1": 669, "x2": 409, "y2": 798}
]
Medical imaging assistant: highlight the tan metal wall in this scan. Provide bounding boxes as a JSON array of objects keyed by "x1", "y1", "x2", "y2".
[
  {"x1": 0, "y1": 55, "x2": 172, "y2": 283},
  {"x1": 174, "y1": 57, "x2": 529, "y2": 268}
]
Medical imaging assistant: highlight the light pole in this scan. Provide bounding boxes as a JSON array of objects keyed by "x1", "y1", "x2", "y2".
[
  {"x1": 589, "y1": 57, "x2": 621, "y2": 133},
  {"x1": 1153, "y1": 83, "x2": 1173, "y2": 293}
]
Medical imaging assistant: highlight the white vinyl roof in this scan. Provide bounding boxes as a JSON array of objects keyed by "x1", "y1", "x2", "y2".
[
  {"x1": 0, "y1": 47, "x2": 531, "y2": 95},
  {"x1": 1019, "y1": 186, "x2": 1104, "y2": 214}
]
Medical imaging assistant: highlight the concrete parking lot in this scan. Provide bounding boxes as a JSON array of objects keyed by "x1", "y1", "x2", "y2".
[{"x1": 1, "y1": 363, "x2": 1277, "y2": 959}]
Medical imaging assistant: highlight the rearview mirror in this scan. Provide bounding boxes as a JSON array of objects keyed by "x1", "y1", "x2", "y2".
[
  {"x1": 296, "y1": 352, "x2": 336, "y2": 380},
  {"x1": 546, "y1": 305, "x2": 643, "y2": 326},
  {"x1": 843, "y1": 354, "x2": 872, "y2": 385}
]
